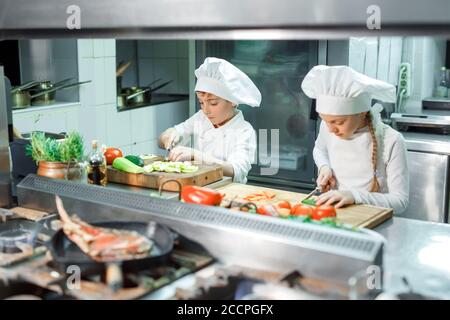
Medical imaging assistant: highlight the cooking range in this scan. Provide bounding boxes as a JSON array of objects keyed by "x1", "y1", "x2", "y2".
[{"x1": 0, "y1": 174, "x2": 388, "y2": 300}]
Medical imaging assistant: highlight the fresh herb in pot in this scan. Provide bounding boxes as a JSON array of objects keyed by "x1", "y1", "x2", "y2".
[{"x1": 26, "y1": 131, "x2": 84, "y2": 163}]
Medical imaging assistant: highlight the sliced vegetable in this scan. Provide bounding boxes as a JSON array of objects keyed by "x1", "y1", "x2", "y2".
[
  {"x1": 243, "y1": 191, "x2": 276, "y2": 202},
  {"x1": 104, "y1": 147, "x2": 123, "y2": 165},
  {"x1": 256, "y1": 204, "x2": 279, "y2": 217},
  {"x1": 277, "y1": 208, "x2": 291, "y2": 218},
  {"x1": 291, "y1": 204, "x2": 313, "y2": 217},
  {"x1": 275, "y1": 200, "x2": 291, "y2": 210},
  {"x1": 181, "y1": 185, "x2": 223, "y2": 206},
  {"x1": 312, "y1": 205, "x2": 337, "y2": 221},
  {"x1": 301, "y1": 198, "x2": 317, "y2": 206},
  {"x1": 125, "y1": 155, "x2": 144, "y2": 167},
  {"x1": 139, "y1": 154, "x2": 160, "y2": 160},
  {"x1": 143, "y1": 161, "x2": 199, "y2": 174},
  {"x1": 112, "y1": 157, "x2": 144, "y2": 174}
]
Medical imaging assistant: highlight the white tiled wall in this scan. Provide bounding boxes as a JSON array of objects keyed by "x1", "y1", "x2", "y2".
[
  {"x1": 14, "y1": 39, "x2": 190, "y2": 158},
  {"x1": 77, "y1": 39, "x2": 189, "y2": 155},
  {"x1": 77, "y1": 39, "x2": 118, "y2": 151}
]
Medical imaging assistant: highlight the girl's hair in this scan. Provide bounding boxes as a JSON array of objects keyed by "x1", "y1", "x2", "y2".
[{"x1": 367, "y1": 113, "x2": 380, "y2": 192}]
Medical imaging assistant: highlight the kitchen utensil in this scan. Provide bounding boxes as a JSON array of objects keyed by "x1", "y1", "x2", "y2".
[
  {"x1": 30, "y1": 80, "x2": 91, "y2": 106},
  {"x1": 48, "y1": 220, "x2": 175, "y2": 290},
  {"x1": 302, "y1": 186, "x2": 321, "y2": 202},
  {"x1": 10, "y1": 80, "x2": 40, "y2": 94},
  {"x1": 217, "y1": 183, "x2": 393, "y2": 229},
  {"x1": 120, "y1": 80, "x2": 173, "y2": 107},
  {"x1": 107, "y1": 163, "x2": 223, "y2": 191},
  {"x1": 11, "y1": 90, "x2": 32, "y2": 109},
  {"x1": 116, "y1": 61, "x2": 132, "y2": 77}
]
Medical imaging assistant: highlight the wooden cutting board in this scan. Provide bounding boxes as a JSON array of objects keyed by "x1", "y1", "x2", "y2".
[
  {"x1": 107, "y1": 164, "x2": 223, "y2": 191},
  {"x1": 217, "y1": 183, "x2": 393, "y2": 229}
]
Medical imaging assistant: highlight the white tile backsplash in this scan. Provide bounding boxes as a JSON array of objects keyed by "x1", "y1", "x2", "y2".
[
  {"x1": 77, "y1": 39, "x2": 93, "y2": 58},
  {"x1": 93, "y1": 39, "x2": 105, "y2": 58},
  {"x1": 93, "y1": 58, "x2": 106, "y2": 105},
  {"x1": 104, "y1": 40, "x2": 116, "y2": 57},
  {"x1": 104, "y1": 57, "x2": 117, "y2": 104},
  {"x1": 106, "y1": 106, "x2": 132, "y2": 147},
  {"x1": 130, "y1": 106, "x2": 157, "y2": 143},
  {"x1": 78, "y1": 57, "x2": 96, "y2": 107},
  {"x1": 132, "y1": 139, "x2": 160, "y2": 156}
]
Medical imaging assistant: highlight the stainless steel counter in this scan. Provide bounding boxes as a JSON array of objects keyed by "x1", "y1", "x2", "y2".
[
  {"x1": 142, "y1": 217, "x2": 450, "y2": 300},
  {"x1": 374, "y1": 217, "x2": 450, "y2": 298},
  {"x1": 402, "y1": 131, "x2": 450, "y2": 155}
]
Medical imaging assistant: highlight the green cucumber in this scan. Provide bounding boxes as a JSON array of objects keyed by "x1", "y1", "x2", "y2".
[
  {"x1": 301, "y1": 198, "x2": 317, "y2": 206},
  {"x1": 124, "y1": 155, "x2": 144, "y2": 167},
  {"x1": 112, "y1": 157, "x2": 144, "y2": 174}
]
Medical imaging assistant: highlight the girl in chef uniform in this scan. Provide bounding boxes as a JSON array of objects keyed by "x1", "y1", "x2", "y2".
[
  {"x1": 301, "y1": 65, "x2": 409, "y2": 214},
  {"x1": 159, "y1": 57, "x2": 261, "y2": 184}
]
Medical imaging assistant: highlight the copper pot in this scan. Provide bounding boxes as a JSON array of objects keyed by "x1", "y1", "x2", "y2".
[{"x1": 37, "y1": 161, "x2": 68, "y2": 179}]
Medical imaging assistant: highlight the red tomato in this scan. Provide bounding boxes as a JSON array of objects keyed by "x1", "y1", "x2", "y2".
[
  {"x1": 312, "y1": 205, "x2": 337, "y2": 220},
  {"x1": 291, "y1": 204, "x2": 313, "y2": 217},
  {"x1": 104, "y1": 147, "x2": 123, "y2": 165},
  {"x1": 277, "y1": 208, "x2": 291, "y2": 218},
  {"x1": 275, "y1": 200, "x2": 291, "y2": 210},
  {"x1": 257, "y1": 205, "x2": 279, "y2": 217}
]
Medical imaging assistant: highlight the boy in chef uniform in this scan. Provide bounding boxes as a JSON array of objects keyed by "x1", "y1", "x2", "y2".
[
  {"x1": 159, "y1": 57, "x2": 262, "y2": 184},
  {"x1": 301, "y1": 65, "x2": 409, "y2": 214}
]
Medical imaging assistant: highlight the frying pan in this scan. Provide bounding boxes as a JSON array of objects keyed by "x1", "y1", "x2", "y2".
[{"x1": 47, "y1": 220, "x2": 176, "y2": 290}]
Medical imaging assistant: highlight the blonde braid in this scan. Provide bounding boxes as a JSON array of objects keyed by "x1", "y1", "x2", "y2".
[{"x1": 367, "y1": 114, "x2": 380, "y2": 192}]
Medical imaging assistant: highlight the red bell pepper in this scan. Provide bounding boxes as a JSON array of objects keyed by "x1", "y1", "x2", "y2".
[{"x1": 181, "y1": 185, "x2": 223, "y2": 206}]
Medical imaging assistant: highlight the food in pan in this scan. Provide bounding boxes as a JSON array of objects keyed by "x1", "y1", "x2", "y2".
[{"x1": 55, "y1": 196, "x2": 153, "y2": 261}]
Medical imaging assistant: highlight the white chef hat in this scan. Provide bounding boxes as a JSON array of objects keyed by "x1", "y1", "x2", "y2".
[
  {"x1": 194, "y1": 57, "x2": 262, "y2": 107},
  {"x1": 301, "y1": 65, "x2": 396, "y2": 115}
]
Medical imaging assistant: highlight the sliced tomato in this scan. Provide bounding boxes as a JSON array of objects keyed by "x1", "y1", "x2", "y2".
[
  {"x1": 275, "y1": 200, "x2": 291, "y2": 210},
  {"x1": 256, "y1": 204, "x2": 279, "y2": 217},
  {"x1": 277, "y1": 208, "x2": 291, "y2": 218},
  {"x1": 291, "y1": 204, "x2": 313, "y2": 217},
  {"x1": 312, "y1": 205, "x2": 337, "y2": 221}
]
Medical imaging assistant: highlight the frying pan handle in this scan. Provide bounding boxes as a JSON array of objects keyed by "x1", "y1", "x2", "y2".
[
  {"x1": 159, "y1": 179, "x2": 182, "y2": 201},
  {"x1": 106, "y1": 262, "x2": 123, "y2": 292}
]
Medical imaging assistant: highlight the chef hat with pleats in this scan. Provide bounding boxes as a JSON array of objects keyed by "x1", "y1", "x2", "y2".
[
  {"x1": 195, "y1": 57, "x2": 262, "y2": 107},
  {"x1": 301, "y1": 65, "x2": 396, "y2": 115}
]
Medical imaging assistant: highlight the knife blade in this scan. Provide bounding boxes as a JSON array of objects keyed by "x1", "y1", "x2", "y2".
[
  {"x1": 302, "y1": 187, "x2": 321, "y2": 201},
  {"x1": 165, "y1": 140, "x2": 177, "y2": 161}
]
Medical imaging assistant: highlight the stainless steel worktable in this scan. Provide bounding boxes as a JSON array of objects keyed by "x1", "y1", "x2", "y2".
[
  {"x1": 142, "y1": 216, "x2": 450, "y2": 299},
  {"x1": 374, "y1": 217, "x2": 450, "y2": 298}
]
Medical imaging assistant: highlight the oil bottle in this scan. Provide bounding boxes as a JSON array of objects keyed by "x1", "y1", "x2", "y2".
[{"x1": 87, "y1": 140, "x2": 107, "y2": 186}]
